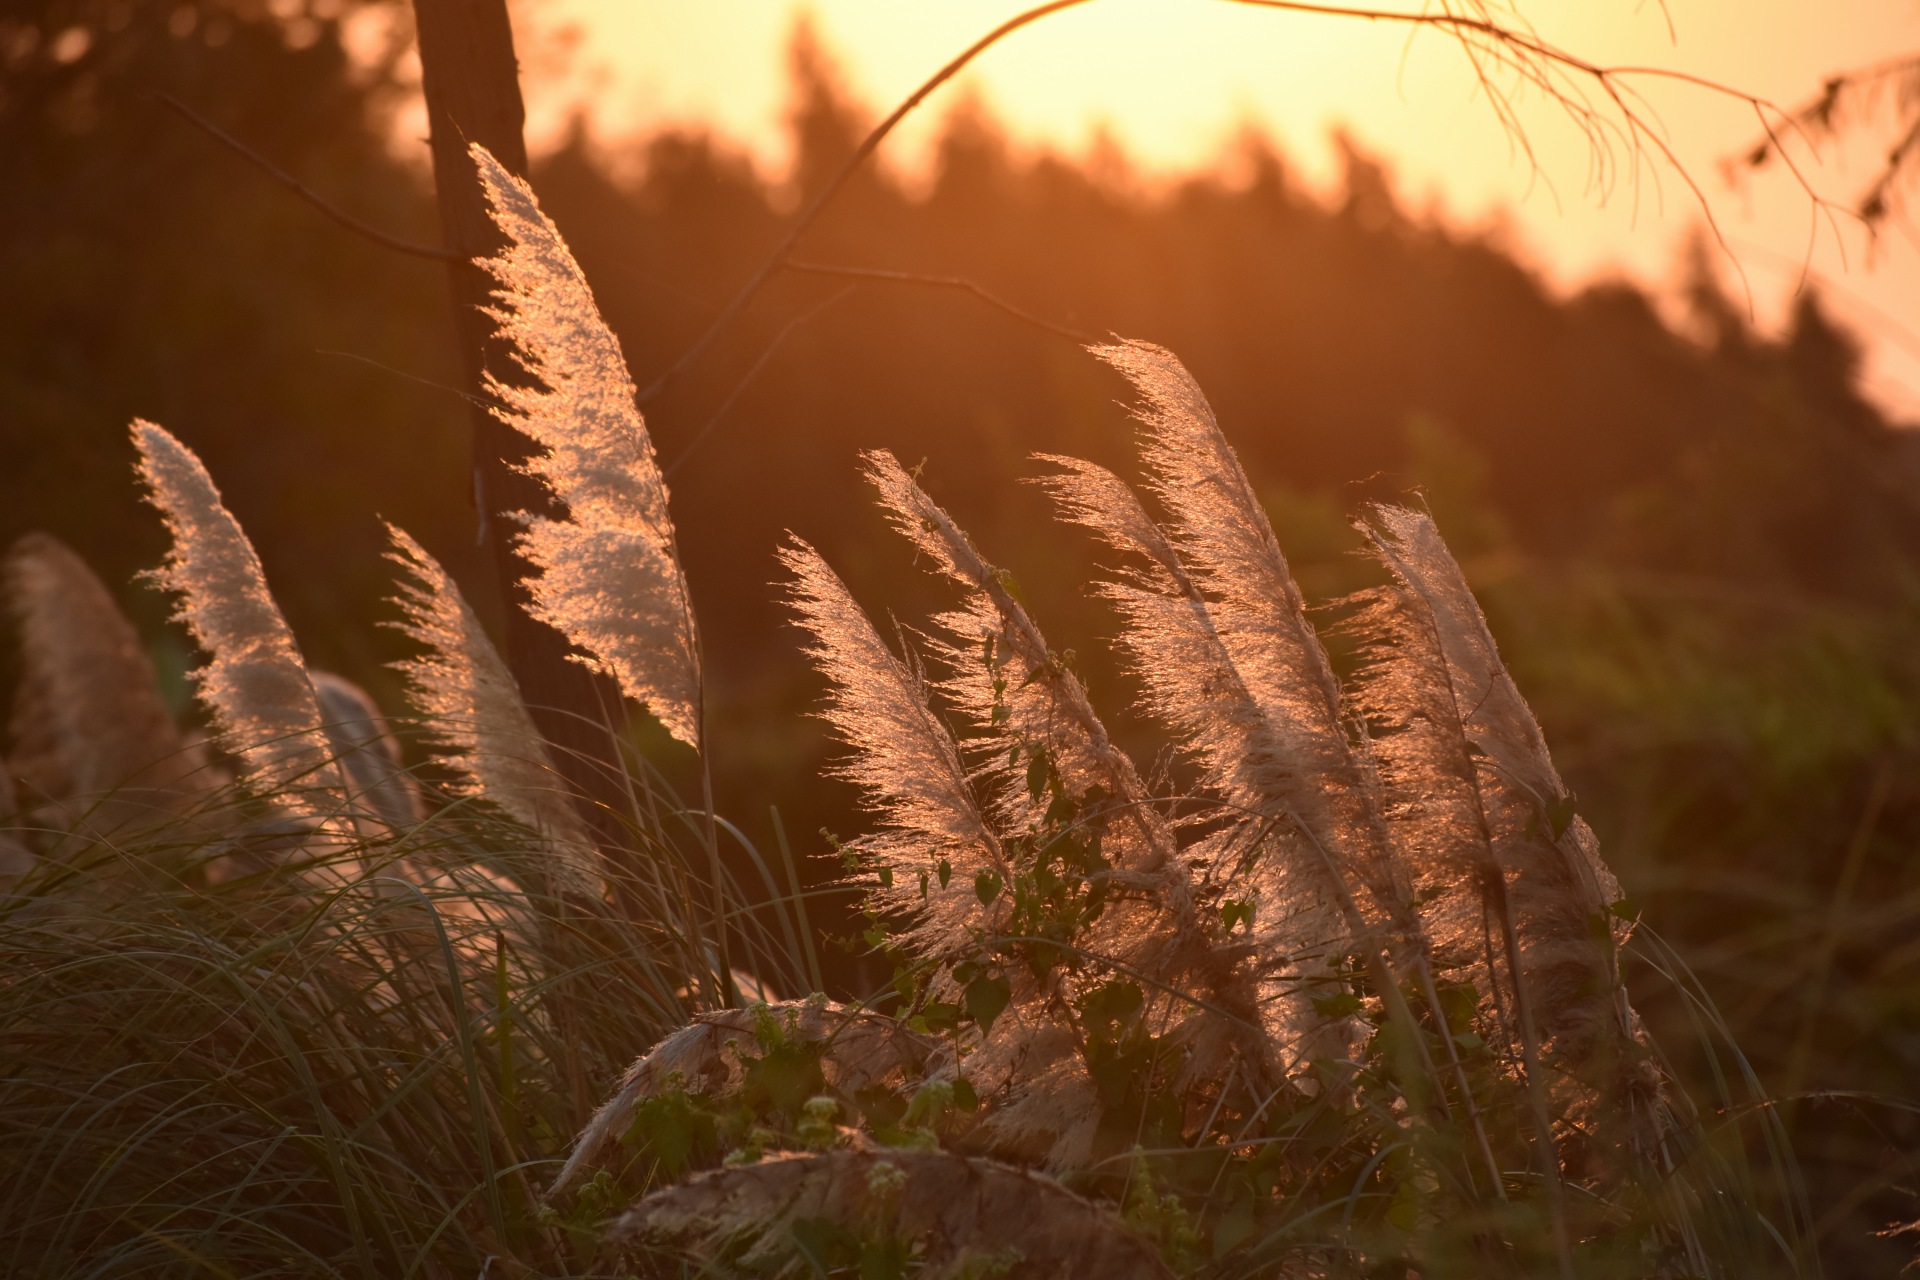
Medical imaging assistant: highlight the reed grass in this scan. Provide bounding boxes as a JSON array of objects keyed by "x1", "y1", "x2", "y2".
[{"x1": 0, "y1": 146, "x2": 1843, "y2": 1278}]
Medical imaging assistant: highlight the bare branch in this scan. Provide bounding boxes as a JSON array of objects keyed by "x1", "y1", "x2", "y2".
[
  {"x1": 783, "y1": 259, "x2": 1097, "y2": 344},
  {"x1": 665, "y1": 285, "x2": 860, "y2": 478},
  {"x1": 633, "y1": 0, "x2": 1098, "y2": 406},
  {"x1": 155, "y1": 93, "x2": 461, "y2": 262}
]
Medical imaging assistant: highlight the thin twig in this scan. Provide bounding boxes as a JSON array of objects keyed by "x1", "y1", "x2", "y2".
[
  {"x1": 155, "y1": 92, "x2": 461, "y2": 262},
  {"x1": 783, "y1": 260, "x2": 1097, "y2": 344},
  {"x1": 633, "y1": 0, "x2": 1097, "y2": 407},
  {"x1": 664, "y1": 285, "x2": 859, "y2": 478},
  {"x1": 314, "y1": 348, "x2": 489, "y2": 408}
]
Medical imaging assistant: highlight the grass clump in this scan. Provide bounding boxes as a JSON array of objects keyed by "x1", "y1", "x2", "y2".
[{"x1": 0, "y1": 146, "x2": 1818, "y2": 1278}]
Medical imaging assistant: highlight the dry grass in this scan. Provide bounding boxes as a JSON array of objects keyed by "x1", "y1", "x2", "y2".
[{"x1": 0, "y1": 148, "x2": 1820, "y2": 1278}]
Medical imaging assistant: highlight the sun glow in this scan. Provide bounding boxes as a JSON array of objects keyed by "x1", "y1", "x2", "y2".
[{"x1": 508, "y1": 0, "x2": 1920, "y2": 417}]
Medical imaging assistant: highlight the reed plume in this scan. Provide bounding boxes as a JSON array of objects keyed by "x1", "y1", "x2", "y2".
[
  {"x1": 1335, "y1": 583, "x2": 1505, "y2": 1009},
  {"x1": 385, "y1": 524, "x2": 603, "y2": 901},
  {"x1": 611, "y1": 1148, "x2": 1175, "y2": 1280},
  {"x1": 4, "y1": 532, "x2": 209, "y2": 819},
  {"x1": 860, "y1": 450, "x2": 1265, "y2": 1167},
  {"x1": 863, "y1": 451, "x2": 1160, "y2": 844},
  {"x1": 471, "y1": 144, "x2": 701, "y2": 750},
  {"x1": 132, "y1": 421, "x2": 339, "y2": 811},
  {"x1": 1052, "y1": 349, "x2": 1448, "y2": 1102},
  {"x1": 1088, "y1": 341, "x2": 1410, "y2": 935},
  {"x1": 779, "y1": 537, "x2": 1008, "y2": 961},
  {"x1": 1359, "y1": 505, "x2": 1664, "y2": 1152},
  {"x1": 1035, "y1": 455, "x2": 1361, "y2": 1067}
]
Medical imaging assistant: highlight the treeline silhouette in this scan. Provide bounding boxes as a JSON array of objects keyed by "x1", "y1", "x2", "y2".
[
  {"x1": 6, "y1": 5, "x2": 1920, "y2": 1270},
  {"x1": 9, "y1": 4, "x2": 1918, "y2": 687}
]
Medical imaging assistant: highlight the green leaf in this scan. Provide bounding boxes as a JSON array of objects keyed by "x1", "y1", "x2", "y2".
[
  {"x1": 1213, "y1": 1196, "x2": 1257, "y2": 1255},
  {"x1": 965, "y1": 972, "x2": 1013, "y2": 1034},
  {"x1": 903, "y1": 1078, "x2": 955, "y2": 1125},
  {"x1": 625, "y1": 1089, "x2": 717, "y2": 1179},
  {"x1": 974, "y1": 870, "x2": 1002, "y2": 906},
  {"x1": 917, "y1": 1000, "x2": 961, "y2": 1032},
  {"x1": 1311, "y1": 991, "x2": 1362, "y2": 1019},
  {"x1": 937, "y1": 859, "x2": 952, "y2": 890},
  {"x1": 855, "y1": 1084, "x2": 908, "y2": 1131},
  {"x1": 1026, "y1": 750, "x2": 1050, "y2": 802},
  {"x1": 875, "y1": 1124, "x2": 939, "y2": 1153},
  {"x1": 1436, "y1": 980, "x2": 1479, "y2": 1033},
  {"x1": 1080, "y1": 978, "x2": 1144, "y2": 1032},
  {"x1": 791, "y1": 1217, "x2": 858, "y2": 1274},
  {"x1": 742, "y1": 1039, "x2": 830, "y2": 1116}
]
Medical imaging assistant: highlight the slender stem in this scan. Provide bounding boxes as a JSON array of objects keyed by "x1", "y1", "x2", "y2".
[
  {"x1": 154, "y1": 93, "x2": 459, "y2": 262},
  {"x1": 770, "y1": 806, "x2": 824, "y2": 995},
  {"x1": 783, "y1": 260, "x2": 1096, "y2": 344},
  {"x1": 696, "y1": 695, "x2": 731, "y2": 1008},
  {"x1": 1486, "y1": 863, "x2": 1576, "y2": 1280},
  {"x1": 1382, "y1": 555, "x2": 1577, "y2": 1275},
  {"x1": 1782, "y1": 760, "x2": 1892, "y2": 1106}
]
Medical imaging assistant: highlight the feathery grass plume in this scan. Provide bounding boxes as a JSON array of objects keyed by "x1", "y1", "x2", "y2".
[
  {"x1": 1078, "y1": 346, "x2": 1503, "y2": 1135},
  {"x1": 1047, "y1": 367, "x2": 1501, "y2": 1199},
  {"x1": 384, "y1": 524, "x2": 604, "y2": 901},
  {"x1": 1034, "y1": 457, "x2": 1360, "y2": 1070},
  {"x1": 1360, "y1": 505, "x2": 1665, "y2": 1151},
  {"x1": 861, "y1": 449, "x2": 1172, "y2": 878},
  {"x1": 310, "y1": 670, "x2": 421, "y2": 832},
  {"x1": 610, "y1": 1148, "x2": 1177, "y2": 1280},
  {"x1": 132, "y1": 421, "x2": 339, "y2": 812},
  {"x1": 1336, "y1": 585, "x2": 1506, "y2": 1019},
  {"x1": 470, "y1": 143, "x2": 701, "y2": 749},
  {"x1": 863, "y1": 450, "x2": 1265, "y2": 1167},
  {"x1": 1088, "y1": 341, "x2": 1410, "y2": 935},
  {"x1": 780, "y1": 537, "x2": 1010, "y2": 960},
  {"x1": 782, "y1": 530, "x2": 1126, "y2": 1164},
  {"x1": 784, "y1": 516, "x2": 1108, "y2": 1162},
  {"x1": 4, "y1": 532, "x2": 209, "y2": 820},
  {"x1": 554, "y1": 1000, "x2": 941, "y2": 1197}
]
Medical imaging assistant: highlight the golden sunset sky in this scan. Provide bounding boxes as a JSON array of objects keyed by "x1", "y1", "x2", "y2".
[{"x1": 494, "y1": 1, "x2": 1920, "y2": 417}]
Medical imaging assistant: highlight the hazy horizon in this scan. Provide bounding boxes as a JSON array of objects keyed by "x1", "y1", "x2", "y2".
[{"x1": 462, "y1": 0, "x2": 1920, "y2": 420}]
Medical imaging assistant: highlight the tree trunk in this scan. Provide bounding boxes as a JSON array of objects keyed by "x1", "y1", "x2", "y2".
[{"x1": 410, "y1": 0, "x2": 626, "y2": 840}]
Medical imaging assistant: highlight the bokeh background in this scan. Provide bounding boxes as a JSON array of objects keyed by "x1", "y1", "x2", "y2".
[{"x1": 5, "y1": 1, "x2": 1920, "y2": 1270}]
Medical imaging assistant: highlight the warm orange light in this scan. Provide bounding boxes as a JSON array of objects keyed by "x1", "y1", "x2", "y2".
[{"x1": 516, "y1": 0, "x2": 1920, "y2": 417}]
